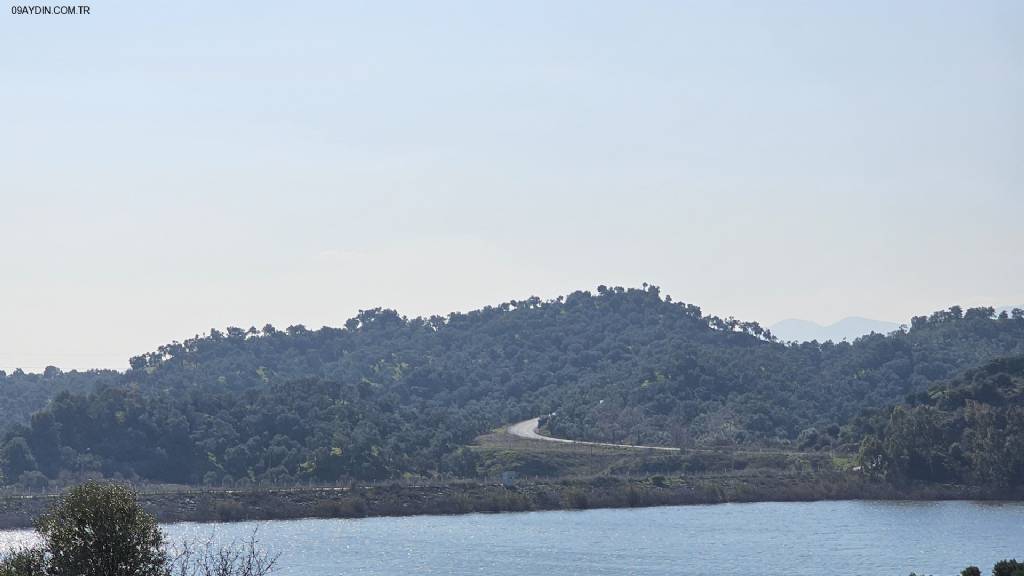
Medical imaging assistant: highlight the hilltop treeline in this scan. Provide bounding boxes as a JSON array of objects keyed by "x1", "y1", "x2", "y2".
[
  {"x1": 1, "y1": 286, "x2": 1023, "y2": 487},
  {"x1": 546, "y1": 303, "x2": 1024, "y2": 449},
  {"x1": 0, "y1": 369, "x2": 120, "y2": 428}
]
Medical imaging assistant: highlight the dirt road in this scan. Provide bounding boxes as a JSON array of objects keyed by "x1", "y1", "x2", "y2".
[{"x1": 506, "y1": 417, "x2": 681, "y2": 452}]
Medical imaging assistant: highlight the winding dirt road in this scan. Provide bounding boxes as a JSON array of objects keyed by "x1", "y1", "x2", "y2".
[
  {"x1": 506, "y1": 417, "x2": 817, "y2": 458},
  {"x1": 507, "y1": 417, "x2": 681, "y2": 452}
]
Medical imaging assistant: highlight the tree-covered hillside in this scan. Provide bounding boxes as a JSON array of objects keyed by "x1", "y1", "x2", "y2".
[
  {"x1": 856, "y1": 355, "x2": 1024, "y2": 486},
  {"x1": 1, "y1": 286, "x2": 1022, "y2": 487},
  {"x1": 0, "y1": 369, "x2": 120, "y2": 427},
  {"x1": 546, "y1": 303, "x2": 1024, "y2": 449}
]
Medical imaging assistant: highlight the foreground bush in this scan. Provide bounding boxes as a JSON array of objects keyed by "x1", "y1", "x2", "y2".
[
  {"x1": 37, "y1": 482, "x2": 166, "y2": 576},
  {"x1": 0, "y1": 548, "x2": 45, "y2": 576},
  {"x1": 0, "y1": 481, "x2": 276, "y2": 576},
  {"x1": 167, "y1": 532, "x2": 277, "y2": 576}
]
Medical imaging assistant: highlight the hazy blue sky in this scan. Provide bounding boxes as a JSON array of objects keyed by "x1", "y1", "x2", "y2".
[{"x1": 2, "y1": 1, "x2": 1021, "y2": 371}]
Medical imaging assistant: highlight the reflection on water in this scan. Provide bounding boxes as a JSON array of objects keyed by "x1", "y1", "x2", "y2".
[{"x1": 2, "y1": 500, "x2": 1022, "y2": 576}]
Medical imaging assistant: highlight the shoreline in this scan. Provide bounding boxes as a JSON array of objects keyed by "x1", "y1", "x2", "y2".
[{"x1": 1, "y1": 472, "x2": 1019, "y2": 530}]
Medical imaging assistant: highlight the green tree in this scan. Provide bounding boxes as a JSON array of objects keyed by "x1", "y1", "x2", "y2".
[
  {"x1": 993, "y1": 559, "x2": 1024, "y2": 576},
  {"x1": 0, "y1": 438, "x2": 38, "y2": 483},
  {"x1": 36, "y1": 481, "x2": 166, "y2": 576}
]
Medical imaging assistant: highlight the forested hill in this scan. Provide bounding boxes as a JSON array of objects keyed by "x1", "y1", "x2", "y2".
[
  {"x1": 546, "y1": 303, "x2": 1024, "y2": 448},
  {"x1": 1, "y1": 286, "x2": 1023, "y2": 487},
  {"x1": 855, "y1": 355, "x2": 1024, "y2": 486}
]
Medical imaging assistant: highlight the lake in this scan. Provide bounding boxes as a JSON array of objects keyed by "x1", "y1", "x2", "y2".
[{"x1": 2, "y1": 500, "x2": 1021, "y2": 575}]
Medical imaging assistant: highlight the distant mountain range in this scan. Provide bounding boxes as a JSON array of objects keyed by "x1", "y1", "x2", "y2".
[
  {"x1": 770, "y1": 317, "x2": 901, "y2": 343},
  {"x1": 772, "y1": 305, "x2": 1023, "y2": 343}
]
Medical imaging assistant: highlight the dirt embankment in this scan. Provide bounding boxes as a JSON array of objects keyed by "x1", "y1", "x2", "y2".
[{"x1": 1, "y1": 473, "x2": 1015, "y2": 530}]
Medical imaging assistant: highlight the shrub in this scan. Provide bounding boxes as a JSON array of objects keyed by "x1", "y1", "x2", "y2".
[
  {"x1": 0, "y1": 548, "x2": 45, "y2": 576},
  {"x1": 214, "y1": 500, "x2": 246, "y2": 522},
  {"x1": 562, "y1": 489, "x2": 589, "y2": 509},
  {"x1": 36, "y1": 481, "x2": 166, "y2": 576},
  {"x1": 168, "y1": 530, "x2": 277, "y2": 576},
  {"x1": 0, "y1": 481, "x2": 278, "y2": 576}
]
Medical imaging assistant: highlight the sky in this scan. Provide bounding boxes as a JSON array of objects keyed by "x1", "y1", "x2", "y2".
[{"x1": 1, "y1": 1, "x2": 1021, "y2": 372}]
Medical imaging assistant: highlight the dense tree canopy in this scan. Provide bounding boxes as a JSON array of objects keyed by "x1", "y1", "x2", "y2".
[
  {"x1": 1, "y1": 286, "x2": 1022, "y2": 487},
  {"x1": 0, "y1": 369, "x2": 119, "y2": 427},
  {"x1": 856, "y1": 355, "x2": 1024, "y2": 486}
]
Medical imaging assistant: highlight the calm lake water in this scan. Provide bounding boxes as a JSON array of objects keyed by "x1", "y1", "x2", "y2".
[{"x1": 2, "y1": 500, "x2": 1022, "y2": 575}]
